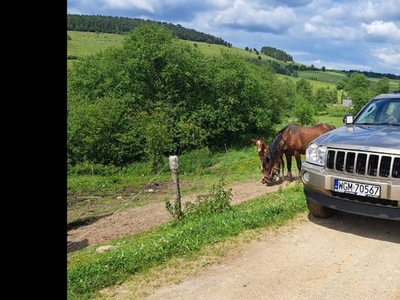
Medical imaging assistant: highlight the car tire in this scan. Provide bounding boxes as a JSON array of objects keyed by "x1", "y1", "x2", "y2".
[{"x1": 306, "y1": 198, "x2": 336, "y2": 218}]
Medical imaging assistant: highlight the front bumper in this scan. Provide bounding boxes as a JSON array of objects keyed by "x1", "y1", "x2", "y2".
[
  {"x1": 304, "y1": 188, "x2": 400, "y2": 220},
  {"x1": 301, "y1": 162, "x2": 400, "y2": 221}
]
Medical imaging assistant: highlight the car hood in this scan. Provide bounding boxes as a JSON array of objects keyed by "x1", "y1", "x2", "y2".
[{"x1": 312, "y1": 125, "x2": 400, "y2": 150}]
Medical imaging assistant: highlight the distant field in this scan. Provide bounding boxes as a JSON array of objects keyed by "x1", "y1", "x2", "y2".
[
  {"x1": 67, "y1": 31, "x2": 282, "y2": 63},
  {"x1": 191, "y1": 41, "x2": 285, "y2": 63},
  {"x1": 297, "y1": 70, "x2": 347, "y2": 83},
  {"x1": 368, "y1": 77, "x2": 399, "y2": 92},
  {"x1": 67, "y1": 31, "x2": 124, "y2": 56},
  {"x1": 277, "y1": 74, "x2": 337, "y2": 91}
]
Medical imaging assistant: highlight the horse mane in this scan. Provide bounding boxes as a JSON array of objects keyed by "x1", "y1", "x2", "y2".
[
  {"x1": 278, "y1": 124, "x2": 293, "y2": 134},
  {"x1": 264, "y1": 131, "x2": 285, "y2": 166},
  {"x1": 263, "y1": 124, "x2": 295, "y2": 166}
]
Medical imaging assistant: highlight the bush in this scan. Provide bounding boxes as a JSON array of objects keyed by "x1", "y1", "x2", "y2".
[{"x1": 183, "y1": 178, "x2": 232, "y2": 216}]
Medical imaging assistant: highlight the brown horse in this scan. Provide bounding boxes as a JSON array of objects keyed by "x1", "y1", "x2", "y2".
[
  {"x1": 251, "y1": 137, "x2": 268, "y2": 172},
  {"x1": 261, "y1": 123, "x2": 335, "y2": 184},
  {"x1": 252, "y1": 137, "x2": 285, "y2": 182}
]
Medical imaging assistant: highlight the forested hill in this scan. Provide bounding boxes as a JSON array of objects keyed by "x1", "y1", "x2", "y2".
[{"x1": 67, "y1": 14, "x2": 232, "y2": 47}]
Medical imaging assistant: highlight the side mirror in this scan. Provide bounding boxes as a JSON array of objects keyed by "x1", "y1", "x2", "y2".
[{"x1": 343, "y1": 114, "x2": 354, "y2": 125}]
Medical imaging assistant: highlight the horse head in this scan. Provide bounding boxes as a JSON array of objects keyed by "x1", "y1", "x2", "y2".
[
  {"x1": 252, "y1": 137, "x2": 267, "y2": 156},
  {"x1": 261, "y1": 133, "x2": 284, "y2": 185},
  {"x1": 252, "y1": 137, "x2": 269, "y2": 172}
]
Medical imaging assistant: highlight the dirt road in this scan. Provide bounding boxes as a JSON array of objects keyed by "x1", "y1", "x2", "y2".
[{"x1": 144, "y1": 212, "x2": 400, "y2": 300}]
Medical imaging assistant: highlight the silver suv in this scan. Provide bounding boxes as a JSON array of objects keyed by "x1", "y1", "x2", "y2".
[{"x1": 301, "y1": 92, "x2": 400, "y2": 220}]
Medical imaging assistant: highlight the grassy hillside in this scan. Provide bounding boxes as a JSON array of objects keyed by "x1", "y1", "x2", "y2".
[
  {"x1": 66, "y1": 30, "x2": 330, "y2": 91},
  {"x1": 67, "y1": 31, "x2": 124, "y2": 56},
  {"x1": 297, "y1": 70, "x2": 347, "y2": 83},
  {"x1": 66, "y1": 31, "x2": 285, "y2": 69},
  {"x1": 67, "y1": 30, "x2": 399, "y2": 91}
]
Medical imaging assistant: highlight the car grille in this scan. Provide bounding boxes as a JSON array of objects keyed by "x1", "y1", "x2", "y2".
[{"x1": 326, "y1": 150, "x2": 400, "y2": 179}]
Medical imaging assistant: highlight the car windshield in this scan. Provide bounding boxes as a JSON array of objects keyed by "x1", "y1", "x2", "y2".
[{"x1": 355, "y1": 98, "x2": 400, "y2": 125}]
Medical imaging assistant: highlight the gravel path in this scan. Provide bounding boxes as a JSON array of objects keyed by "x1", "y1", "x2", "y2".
[{"x1": 145, "y1": 212, "x2": 400, "y2": 300}]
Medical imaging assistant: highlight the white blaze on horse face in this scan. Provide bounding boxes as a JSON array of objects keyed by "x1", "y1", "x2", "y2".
[
  {"x1": 252, "y1": 138, "x2": 267, "y2": 172},
  {"x1": 256, "y1": 140, "x2": 263, "y2": 153}
]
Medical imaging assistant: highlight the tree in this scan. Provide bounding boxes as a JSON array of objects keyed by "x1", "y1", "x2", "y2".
[
  {"x1": 67, "y1": 23, "x2": 283, "y2": 167},
  {"x1": 135, "y1": 109, "x2": 175, "y2": 173},
  {"x1": 344, "y1": 72, "x2": 372, "y2": 112},
  {"x1": 376, "y1": 77, "x2": 390, "y2": 94},
  {"x1": 293, "y1": 95, "x2": 316, "y2": 125},
  {"x1": 296, "y1": 79, "x2": 313, "y2": 99}
]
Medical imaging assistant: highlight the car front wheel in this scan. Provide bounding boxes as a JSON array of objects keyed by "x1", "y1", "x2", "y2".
[{"x1": 306, "y1": 198, "x2": 336, "y2": 218}]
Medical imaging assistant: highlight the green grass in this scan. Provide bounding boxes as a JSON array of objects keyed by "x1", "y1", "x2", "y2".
[
  {"x1": 67, "y1": 31, "x2": 124, "y2": 56},
  {"x1": 278, "y1": 73, "x2": 337, "y2": 91},
  {"x1": 67, "y1": 181, "x2": 306, "y2": 299},
  {"x1": 67, "y1": 147, "x2": 263, "y2": 225},
  {"x1": 297, "y1": 70, "x2": 348, "y2": 83}
]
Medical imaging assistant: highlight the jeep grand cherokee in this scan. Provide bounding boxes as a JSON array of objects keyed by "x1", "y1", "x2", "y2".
[{"x1": 301, "y1": 92, "x2": 400, "y2": 220}]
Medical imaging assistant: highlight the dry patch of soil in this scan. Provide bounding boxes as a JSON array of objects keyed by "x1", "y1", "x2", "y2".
[{"x1": 67, "y1": 179, "x2": 295, "y2": 252}]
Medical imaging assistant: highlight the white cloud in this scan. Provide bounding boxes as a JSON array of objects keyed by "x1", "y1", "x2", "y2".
[
  {"x1": 361, "y1": 21, "x2": 400, "y2": 41},
  {"x1": 213, "y1": 2, "x2": 296, "y2": 33},
  {"x1": 67, "y1": 0, "x2": 400, "y2": 75},
  {"x1": 373, "y1": 48, "x2": 400, "y2": 70},
  {"x1": 102, "y1": 0, "x2": 155, "y2": 11}
]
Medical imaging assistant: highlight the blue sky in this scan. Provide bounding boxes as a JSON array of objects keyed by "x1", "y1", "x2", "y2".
[{"x1": 67, "y1": 0, "x2": 400, "y2": 76}]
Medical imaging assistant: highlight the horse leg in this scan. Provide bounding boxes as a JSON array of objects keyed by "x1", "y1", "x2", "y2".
[
  {"x1": 295, "y1": 154, "x2": 302, "y2": 178},
  {"x1": 279, "y1": 156, "x2": 285, "y2": 182},
  {"x1": 286, "y1": 154, "x2": 293, "y2": 181}
]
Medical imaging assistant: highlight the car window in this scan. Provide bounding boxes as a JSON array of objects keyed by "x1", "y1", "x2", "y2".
[
  {"x1": 355, "y1": 99, "x2": 400, "y2": 124},
  {"x1": 355, "y1": 102, "x2": 378, "y2": 123}
]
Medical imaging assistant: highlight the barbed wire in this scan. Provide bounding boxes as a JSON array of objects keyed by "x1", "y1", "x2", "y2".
[{"x1": 67, "y1": 161, "x2": 171, "y2": 249}]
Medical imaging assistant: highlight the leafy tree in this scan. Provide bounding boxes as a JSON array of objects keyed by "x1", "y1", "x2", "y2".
[
  {"x1": 67, "y1": 97, "x2": 140, "y2": 166},
  {"x1": 336, "y1": 79, "x2": 346, "y2": 90},
  {"x1": 295, "y1": 79, "x2": 313, "y2": 99},
  {"x1": 314, "y1": 88, "x2": 329, "y2": 111},
  {"x1": 135, "y1": 109, "x2": 174, "y2": 173},
  {"x1": 376, "y1": 77, "x2": 390, "y2": 94},
  {"x1": 194, "y1": 51, "x2": 280, "y2": 149},
  {"x1": 67, "y1": 23, "x2": 283, "y2": 167},
  {"x1": 293, "y1": 95, "x2": 316, "y2": 125},
  {"x1": 344, "y1": 72, "x2": 371, "y2": 112},
  {"x1": 273, "y1": 78, "x2": 296, "y2": 119}
]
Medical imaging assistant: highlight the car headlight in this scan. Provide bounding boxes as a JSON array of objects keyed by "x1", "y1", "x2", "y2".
[{"x1": 305, "y1": 143, "x2": 327, "y2": 166}]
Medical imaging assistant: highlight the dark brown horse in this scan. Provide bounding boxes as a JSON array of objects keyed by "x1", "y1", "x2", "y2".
[
  {"x1": 261, "y1": 123, "x2": 335, "y2": 184},
  {"x1": 252, "y1": 136, "x2": 285, "y2": 182}
]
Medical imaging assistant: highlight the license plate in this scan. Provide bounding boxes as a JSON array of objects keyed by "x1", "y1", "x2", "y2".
[{"x1": 334, "y1": 179, "x2": 381, "y2": 198}]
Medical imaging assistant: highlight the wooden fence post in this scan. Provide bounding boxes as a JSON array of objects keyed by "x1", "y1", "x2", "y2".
[{"x1": 169, "y1": 155, "x2": 182, "y2": 218}]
